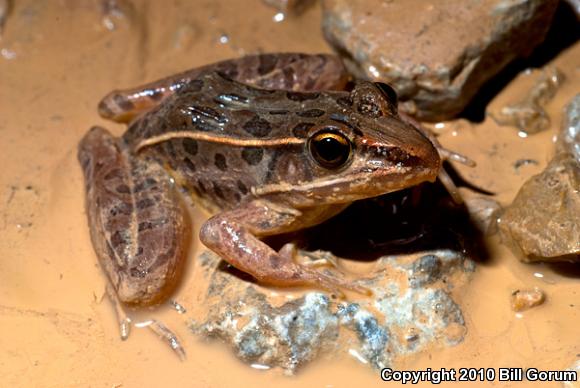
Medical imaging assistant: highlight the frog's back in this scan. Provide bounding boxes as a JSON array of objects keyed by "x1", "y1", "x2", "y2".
[{"x1": 122, "y1": 73, "x2": 348, "y2": 211}]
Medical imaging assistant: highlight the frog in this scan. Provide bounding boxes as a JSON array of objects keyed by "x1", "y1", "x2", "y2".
[{"x1": 78, "y1": 53, "x2": 472, "y2": 355}]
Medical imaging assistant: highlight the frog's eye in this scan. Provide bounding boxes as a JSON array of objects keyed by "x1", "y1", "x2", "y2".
[{"x1": 309, "y1": 131, "x2": 352, "y2": 169}]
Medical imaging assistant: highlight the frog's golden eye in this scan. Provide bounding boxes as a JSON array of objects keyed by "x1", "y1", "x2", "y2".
[{"x1": 309, "y1": 131, "x2": 352, "y2": 169}]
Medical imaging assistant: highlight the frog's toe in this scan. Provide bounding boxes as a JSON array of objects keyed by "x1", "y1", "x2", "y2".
[{"x1": 300, "y1": 267, "x2": 373, "y2": 298}]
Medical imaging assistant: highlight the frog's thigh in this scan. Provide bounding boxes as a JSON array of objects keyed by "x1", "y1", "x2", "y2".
[
  {"x1": 78, "y1": 127, "x2": 189, "y2": 306},
  {"x1": 199, "y1": 200, "x2": 365, "y2": 296}
]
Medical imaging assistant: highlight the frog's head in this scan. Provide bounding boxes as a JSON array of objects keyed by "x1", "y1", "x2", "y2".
[{"x1": 262, "y1": 81, "x2": 441, "y2": 205}]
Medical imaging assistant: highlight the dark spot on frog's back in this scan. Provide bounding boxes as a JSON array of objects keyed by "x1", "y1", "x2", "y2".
[
  {"x1": 268, "y1": 110, "x2": 289, "y2": 115},
  {"x1": 183, "y1": 157, "x2": 196, "y2": 172},
  {"x1": 214, "y1": 153, "x2": 227, "y2": 171},
  {"x1": 286, "y1": 91, "x2": 320, "y2": 102},
  {"x1": 213, "y1": 182, "x2": 225, "y2": 200},
  {"x1": 242, "y1": 114, "x2": 272, "y2": 137},
  {"x1": 111, "y1": 230, "x2": 127, "y2": 248},
  {"x1": 291, "y1": 122, "x2": 314, "y2": 138},
  {"x1": 188, "y1": 79, "x2": 204, "y2": 92},
  {"x1": 241, "y1": 148, "x2": 264, "y2": 166},
  {"x1": 182, "y1": 138, "x2": 198, "y2": 156},
  {"x1": 297, "y1": 109, "x2": 325, "y2": 118}
]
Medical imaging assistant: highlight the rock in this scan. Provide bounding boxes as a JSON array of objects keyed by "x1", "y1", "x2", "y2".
[
  {"x1": 321, "y1": 0, "x2": 559, "y2": 121},
  {"x1": 490, "y1": 67, "x2": 566, "y2": 135},
  {"x1": 499, "y1": 95, "x2": 580, "y2": 263},
  {"x1": 510, "y1": 288, "x2": 545, "y2": 312},
  {"x1": 557, "y1": 93, "x2": 580, "y2": 159},
  {"x1": 191, "y1": 250, "x2": 473, "y2": 373}
]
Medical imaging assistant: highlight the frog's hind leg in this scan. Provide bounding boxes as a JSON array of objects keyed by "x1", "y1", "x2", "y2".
[
  {"x1": 98, "y1": 53, "x2": 349, "y2": 123},
  {"x1": 78, "y1": 126, "x2": 189, "y2": 358}
]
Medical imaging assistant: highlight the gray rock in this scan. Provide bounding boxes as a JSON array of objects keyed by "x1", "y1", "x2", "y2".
[
  {"x1": 557, "y1": 93, "x2": 580, "y2": 160},
  {"x1": 191, "y1": 249, "x2": 472, "y2": 373},
  {"x1": 499, "y1": 95, "x2": 580, "y2": 263},
  {"x1": 321, "y1": 0, "x2": 559, "y2": 121}
]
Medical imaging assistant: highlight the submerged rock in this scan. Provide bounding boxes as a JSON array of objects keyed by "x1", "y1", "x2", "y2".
[
  {"x1": 191, "y1": 249, "x2": 472, "y2": 373},
  {"x1": 510, "y1": 288, "x2": 546, "y2": 312},
  {"x1": 499, "y1": 95, "x2": 580, "y2": 263},
  {"x1": 321, "y1": 0, "x2": 559, "y2": 121}
]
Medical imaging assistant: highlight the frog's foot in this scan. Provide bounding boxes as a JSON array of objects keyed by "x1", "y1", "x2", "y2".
[
  {"x1": 104, "y1": 284, "x2": 186, "y2": 359},
  {"x1": 135, "y1": 319, "x2": 186, "y2": 361},
  {"x1": 200, "y1": 200, "x2": 372, "y2": 298},
  {"x1": 278, "y1": 243, "x2": 339, "y2": 269}
]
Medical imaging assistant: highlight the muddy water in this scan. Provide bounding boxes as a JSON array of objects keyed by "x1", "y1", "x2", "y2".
[{"x1": 0, "y1": 1, "x2": 577, "y2": 387}]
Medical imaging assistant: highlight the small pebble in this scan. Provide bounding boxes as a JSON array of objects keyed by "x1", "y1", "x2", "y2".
[{"x1": 510, "y1": 288, "x2": 546, "y2": 312}]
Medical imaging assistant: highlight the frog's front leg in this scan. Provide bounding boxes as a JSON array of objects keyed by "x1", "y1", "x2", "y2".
[{"x1": 199, "y1": 200, "x2": 370, "y2": 297}]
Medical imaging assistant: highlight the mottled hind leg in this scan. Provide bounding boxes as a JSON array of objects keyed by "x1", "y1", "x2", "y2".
[
  {"x1": 78, "y1": 126, "x2": 188, "y2": 358},
  {"x1": 200, "y1": 200, "x2": 371, "y2": 298},
  {"x1": 98, "y1": 53, "x2": 349, "y2": 123}
]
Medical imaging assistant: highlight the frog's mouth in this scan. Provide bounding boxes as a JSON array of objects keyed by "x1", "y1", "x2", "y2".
[{"x1": 253, "y1": 164, "x2": 438, "y2": 202}]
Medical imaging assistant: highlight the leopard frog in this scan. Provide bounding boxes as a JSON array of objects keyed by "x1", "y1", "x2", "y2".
[{"x1": 79, "y1": 53, "x2": 450, "y2": 312}]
